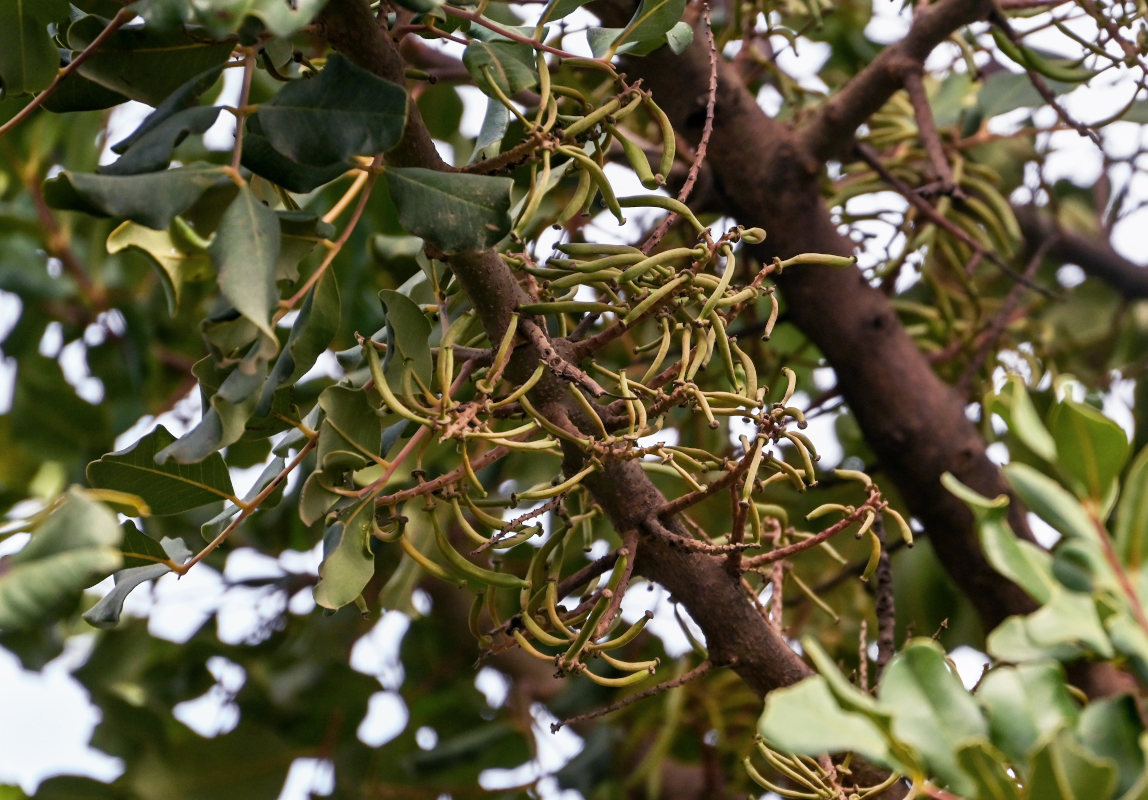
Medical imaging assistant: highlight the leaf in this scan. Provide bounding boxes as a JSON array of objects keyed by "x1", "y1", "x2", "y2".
[
  {"x1": 987, "y1": 375, "x2": 1057, "y2": 463},
  {"x1": 1005, "y1": 463, "x2": 1101, "y2": 543},
  {"x1": 1115, "y1": 445, "x2": 1148, "y2": 568},
  {"x1": 68, "y1": 16, "x2": 235, "y2": 106},
  {"x1": 275, "y1": 210, "x2": 335, "y2": 281},
  {"x1": 1074, "y1": 695, "x2": 1148, "y2": 799},
  {"x1": 317, "y1": 385, "x2": 383, "y2": 472},
  {"x1": 878, "y1": 639, "x2": 989, "y2": 796},
  {"x1": 976, "y1": 662, "x2": 1079, "y2": 768},
  {"x1": 102, "y1": 106, "x2": 221, "y2": 176},
  {"x1": 664, "y1": 21, "x2": 693, "y2": 54},
  {"x1": 469, "y1": 97, "x2": 511, "y2": 164},
  {"x1": 241, "y1": 123, "x2": 352, "y2": 193},
  {"x1": 977, "y1": 71, "x2": 1077, "y2": 120},
  {"x1": 107, "y1": 220, "x2": 214, "y2": 312},
  {"x1": 110, "y1": 63, "x2": 226, "y2": 154},
  {"x1": 608, "y1": 0, "x2": 686, "y2": 56},
  {"x1": 757, "y1": 676, "x2": 897, "y2": 767},
  {"x1": 252, "y1": 53, "x2": 407, "y2": 166},
  {"x1": 211, "y1": 185, "x2": 282, "y2": 345},
  {"x1": 1048, "y1": 399, "x2": 1130, "y2": 503},
  {"x1": 256, "y1": 266, "x2": 340, "y2": 415},
  {"x1": 987, "y1": 588, "x2": 1113, "y2": 662},
  {"x1": 314, "y1": 503, "x2": 376, "y2": 610},
  {"x1": 379, "y1": 289, "x2": 433, "y2": 390},
  {"x1": 83, "y1": 534, "x2": 191, "y2": 629},
  {"x1": 463, "y1": 40, "x2": 538, "y2": 97},
  {"x1": 953, "y1": 740, "x2": 1022, "y2": 800},
  {"x1": 10, "y1": 354, "x2": 109, "y2": 458},
  {"x1": 0, "y1": 489, "x2": 123, "y2": 630},
  {"x1": 86, "y1": 425, "x2": 236, "y2": 513},
  {"x1": 0, "y1": 6, "x2": 59, "y2": 95},
  {"x1": 44, "y1": 165, "x2": 227, "y2": 230},
  {"x1": 244, "y1": 0, "x2": 331, "y2": 37},
  {"x1": 1028, "y1": 728, "x2": 1117, "y2": 800},
  {"x1": 384, "y1": 167, "x2": 514, "y2": 252}
]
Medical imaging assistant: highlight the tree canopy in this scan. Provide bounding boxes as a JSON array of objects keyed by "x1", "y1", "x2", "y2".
[{"x1": 1, "y1": 0, "x2": 1148, "y2": 798}]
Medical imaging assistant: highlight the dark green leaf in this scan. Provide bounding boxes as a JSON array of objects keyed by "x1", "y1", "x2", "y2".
[
  {"x1": 384, "y1": 167, "x2": 513, "y2": 252},
  {"x1": 276, "y1": 210, "x2": 336, "y2": 281},
  {"x1": 44, "y1": 165, "x2": 227, "y2": 229},
  {"x1": 0, "y1": 8, "x2": 59, "y2": 95},
  {"x1": 101, "y1": 106, "x2": 220, "y2": 176},
  {"x1": 87, "y1": 426, "x2": 236, "y2": 513},
  {"x1": 609, "y1": 0, "x2": 686, "y2": 55},
  {"x1": 317, "y1": 385, "x2": 383, "y2": 471},
  {"x1": 0, "y1": 489, "x2": 123, "y2": 630},
  {"x1": 110, "y1": 64, "x2": 226, "y2": 154},
  {"x1": 41, "y1": 70, "x2": 130, "y2": 112},
  {"x1": 252, "y1": 53, "x2": 407, "y2": 166},
  {"x1": 379, "y1": 289, "x2": 433, "y2": 389},
  {"x1": 211, "y1": 185, "x2": 282, "y2": 345},
  {"x1": 241, "y1": 125, "x2": 351, "y2": 193},
  {"x1": 10, "y1": 354, "x2": 109, "y2": 458},
  {"x1": 68, "y1": 16, "x2": 235, "y2": 106},
  {"x1": 83, "y1": 535, "x2": 191, "y2": 629}
]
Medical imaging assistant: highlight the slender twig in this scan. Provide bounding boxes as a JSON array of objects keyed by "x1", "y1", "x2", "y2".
[
  {"x1": 230, "y1": 48, "x2": 257, "y2": 172},
  {"x1": 873, "y1": 516, "x2": 896, "y2": 677},
  {"x1": 641, "y1": 4, "x2": 718, "y2": 255},
  {"x1": 439, "y1": 5, "x2": 604, "y2": 61},
  {"x1": 551, "y1": 659, "x2": 713, "y2": 732},
  {"x1": 0, "y1": 7, "x2": 137, "y2": 140},
  {"x1": 741, "y1": 497, "x2": 881, "y2": 569},
  {"x1": 902, "y1": 67, "x2": 958, "y2": 194}
]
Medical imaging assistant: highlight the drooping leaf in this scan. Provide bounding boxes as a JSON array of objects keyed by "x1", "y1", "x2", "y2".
[
  {"x1": 878, "y1": 639, "x2": 989, "y2": 797},
  {"x1": 211, "y1": 185, "x2": 282, "y2": 345},
  {"x1": 1005, "y1": 463, "x2": 1101, "y2": 543},
  {"x1": 987, "y1": 375, "x2": 1057, "y2": 464},
  {"x1": 252, "y1": 53, "x2": 407, "y2": 166},
  {"x1": 82, "y1": 533, "x2": 191, "y2": 629},
  {"x1": 275, "y1": 210, "x2": 336, "y2": 281},
  {"x1": 317, "y1": 385, "x2": 383, "y2": 472},
  {"x1": 110, "y1": 63, "x2": 226, "y2": 154},
  {"x1": 101, "y1": 106, "x2": 221, "y2": 176},
  {"x1": 68, "y1": 16, "x2": 235, "y2": 106},
  {"x1": 44, "y1": 165, "x2": 227, "y2": 230},
  {"x1": 1048, "y1": 399, "x2": 1130, "y2": 503},
  {"x1": 469, "y1": 97, "x2": 511, "y2": 164},
  {"x1": 86, "y1": 426, "x2": 236, "y2": 513},
  {"x1": 241, "y1": 124, "x2": 351, "y2": 193},
  {"x1": 0, "y1": 489, "x2": 123, "y2": 630},
  {"x1": 0, "y1": 7, "x2": 59, "y2": 95},
  {"x1": 607, "y1": 0, "x2": 686, "y2": 56},
  {"x1": 384, "y1": 167, "x2": 513, "y2": 252},
  {"x1": 379, "y1": 289, "x2": 433, "y2": 390},
  {"x1": 107, "y1": 220, "x2": 214, "y2": 312},
  {"x1": 314, "y1": 502, "x2": 376, "y2": 610}
]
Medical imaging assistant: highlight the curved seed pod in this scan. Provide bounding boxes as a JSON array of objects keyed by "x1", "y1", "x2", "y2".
[
  {"x1": 779, "y1": 366, "x2": 797, "y2": 406},
  {"x1": 597, "y1": 650, "x2": 659, "y2": 673},
  {"x1": 707, "y1": 312, "x2": 739, "y2": 389},
  {"x1": 740, "y1": 437, "x2": 767, "y2": 502},
  {"x1": 560, "y1": 549, "x2": 629, "y2": 669},
  {"x1": 776, "y1": 253, "x2": 858, "y2": 269},
  {"x1": 556, "y1": 242, "x2": 643, "y2": 257},
  {"x1": 578, "y1": 665, "x2": 656, "y2": 687},
  {"x1": 763, "y1": 289, "x2": 779, "y2": 340},
  {"x1": 365, "y1": 343, "x2": 436, "y2": 426},
  {"x1": 730, "y1": 340, "x2": 758, "y2": 400},
  {"x1": 676, "y1": 324, "x2": 693, "y2": 382},
  {"x1": 685, "y1": 326, "x2": 716, "y2": 382},
  {"x1": 478, "y1": 312, "x2": 518, "y2": 395},
  {"x1": 767, "y1": 455, "x2": 807, "y2": 492},
  {"x1": 555, "y1": 167, "x2": 594, "y2": 228},
  {"x1": 860, "y1": 526, "x2": 882, "y2": 581},
  {"x1": 512, "y1": 629, "x2": 557, "y2": 661},
  {"x1": 833, "y1": 468, "x2": 872, "y2": 487},
  {"x1": 431, "y1": 510, "x2": 528, "y2": 589},
  {"x1": 697, "y1": 244, "x2": 737, "y2": 321},
  {"x1": 884, "y1": 507, "x2": 915, "y2": 547},
  {"x1": 990, "y1": 27, "x2": 1099, "y2": 83},
  {"x1": 962, "y1": 172, "x2": 1023, "y2": 243},
  {"x1": 513, "y1": 151, "x2": 553, "y2": 238},
  {"x1": 562, "y1": 96, "x2": 624, "y2": 139},
  {"x1": 855, "y1": 508, "x2": 877, "y2": 539},
  {"x1": 623, "y1": 273, "x2": 690, "y2": 326},
  {"x1": 520, "y1": 606, "x2": 570, "y2": 647},
  {"x1": 644, "y1": 95, "x2": 677, "y2": 182},
  {"x1": 782, "y1": 431, "x2": 818, "y2": 484},
  {"x1": 639, "y1": 317, "x2": 674, "y2": 386},
  {"x1": 399, "y1": 533, "x2": 461, "y2": 584},
  {"x1": 591, "y1": 609, "x2": 653, "y2": 651},
  {"x1": 469, "y1": 592, "x2": 492, "y2": 647},
  {"x1": 449, "y1": 497, "x2": 490, "y2": 547},
  {"x1": 559, "y1": 146, "x2": 626, "y2": 224},
  {"x1": 807, "y1": 502, "x2": 852, "y2": 521},
  {"x1": 608, "y1": 123, "x2": 661, "y2": 189},
  {"x1": 618, "y1": 246, "x2": 706, "y2": 284},
  {"x1": 491, "y1": 364, "x2": 546, "y2": 408},
  {"x1": 619, "y1": 194, "x2": 705, "y2": 235}
]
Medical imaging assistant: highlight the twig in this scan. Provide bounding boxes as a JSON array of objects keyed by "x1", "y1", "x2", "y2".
[
  {"x1": 230, "y1": 47, "x2": 257, "y2": 172},
  {"x1": 901, "y1": 66, "x2": 958, "y2": 194},
  {"x1": 641, "y1": 4, "x2": 718, "y2": 255},
  {"x1": 873, "y1": 516, "x2": 896, "y2": 677},
  {"x1": 0, "y1": 7, "x2": 137, "y2": 140},
  {"x1": 742, "y1": 498, "x2": 880, "y2": 569},
  {"x1": 519, "y1": 317, "x2": 609, "y2": 398},
  {"x1": 551, "y1": 659, "x2": 713, "y2": 731}
]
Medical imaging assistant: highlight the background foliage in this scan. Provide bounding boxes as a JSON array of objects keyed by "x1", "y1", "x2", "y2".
[{"x1": 1, "y1": 0, "x2": 1148, "y2": 798}]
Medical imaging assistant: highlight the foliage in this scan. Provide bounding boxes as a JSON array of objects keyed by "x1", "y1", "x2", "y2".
[{"x1": 1, "y1": 0, "x2": 1147, "y2": 798}]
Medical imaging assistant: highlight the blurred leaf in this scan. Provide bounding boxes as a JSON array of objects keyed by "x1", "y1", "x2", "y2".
[
  {"x1": 1028, "y1": 728, "x2": 1117, "y2": 800},
  {"x1": 0, "y1": 489, "x2": 123, "y2": 630},
  {"x1": 1074, "y1": 695, "x2": 1147, "y2": 799},
  {"x1": 384, "y1": 167, "x2": 513, "y2": 252},
  {"x1": 107, "y1": 220, "x2": 214, "y2": 312},
  {"x1": 987, "y1": 589, "x2": 1113, "y2": 662},
  {"x1": 87, "y1": 426, "x2": 236, "y2": 513},
  {"x1": 0, "y1": 7, "x2": 59, "y2": 95},
  {"x1": 986, "y1": 375, "x2": 1057, "y2": 464},
  {"x1": 1114, "y1": 445, "x2": 1148, "y2": 568},
  {"x1": 83, "y1": 534, "x2": 191, "y2": 628},
  {"x1": 976, "y1": 661, "x2": 1078, "y2": 768},
  {"x1": 1004, "y1": 463, "x2": 1099, "y2": 543},
  {"x1": 1048, "y1": 399, "x2": 1130, "y2": 504},
  {"x1": 953, "y1": 740, "x2": 1021, "y2": 800}
]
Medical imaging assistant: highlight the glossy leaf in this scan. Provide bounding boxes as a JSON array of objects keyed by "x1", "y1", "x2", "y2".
[
  {"x1": 1048, "y1": 399, "x2": 1130, "y2": 502},
  {"x1": 314, "y1": 502, "x2": 376, "y2": 610},
  {"x1": 44, "y1": 165, "x2": 227, "y2": 230},
  {"x1": 384, "y1": 167, "x2": 514, "y2": 252},
  {"x1": 87, "y1": 426, "x2": 236, "y2": 513},
  {"x1": 241, "y1": 124, "x2": 351, "y2": 193},
  {"x1": 68, "y1": 16, "x2": 235, "y2": 106},
  {"x1": 608, "y1": 0, "x2": 686, "y2": 55},
  {"x1": 463, "y1": 40, "x2": 538, "y2": 96},
  {"x1": 252, "y1": 53, "x2": 407, "y2": 166},
  {"x1": 102, "y1": 106, "x2": 221, "y2": 176},
  {"x1": 0, "y1": 489, "x2": 123, "y2": 630}
]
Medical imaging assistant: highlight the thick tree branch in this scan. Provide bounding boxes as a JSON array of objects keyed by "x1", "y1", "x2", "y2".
[{"x1": 595, "y1": 5, "x2": 1040, "y2": 630}]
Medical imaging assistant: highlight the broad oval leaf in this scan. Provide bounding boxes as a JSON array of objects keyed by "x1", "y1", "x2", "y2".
[
  {"x1": 211, "y1": 185, "x2": 282, "y2": 345},
  {"x1": 384, "y1": 167, "x2": 513, "y2": 252},
  {"x1": 976, "y1": 662, "x2": 1079, "y2": 768},
  {"x1": 86, "y1": 425, "x2": 236, "y2": 514},
  {"x1": 0, "y1": 8, "x2": 59, "y2": 95},
  {"x1": 314, "y1": 503, "x2": 376, "y2": 610},
  {"x1": 463, "y1": 40, "x2": 538, "y2": 97},
  {"x1": 44, "y1": 165, "x2": 227, "y2": 230},
  {"x1": 1048, "y1": 399, "x2": 1130, "y2": 503},
  {"x1": 253, "y1": 53, "x2": 407, "y2": 166},
  {"x1": 379, "y1": 289, "x2": 433, "y2": 390}
]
